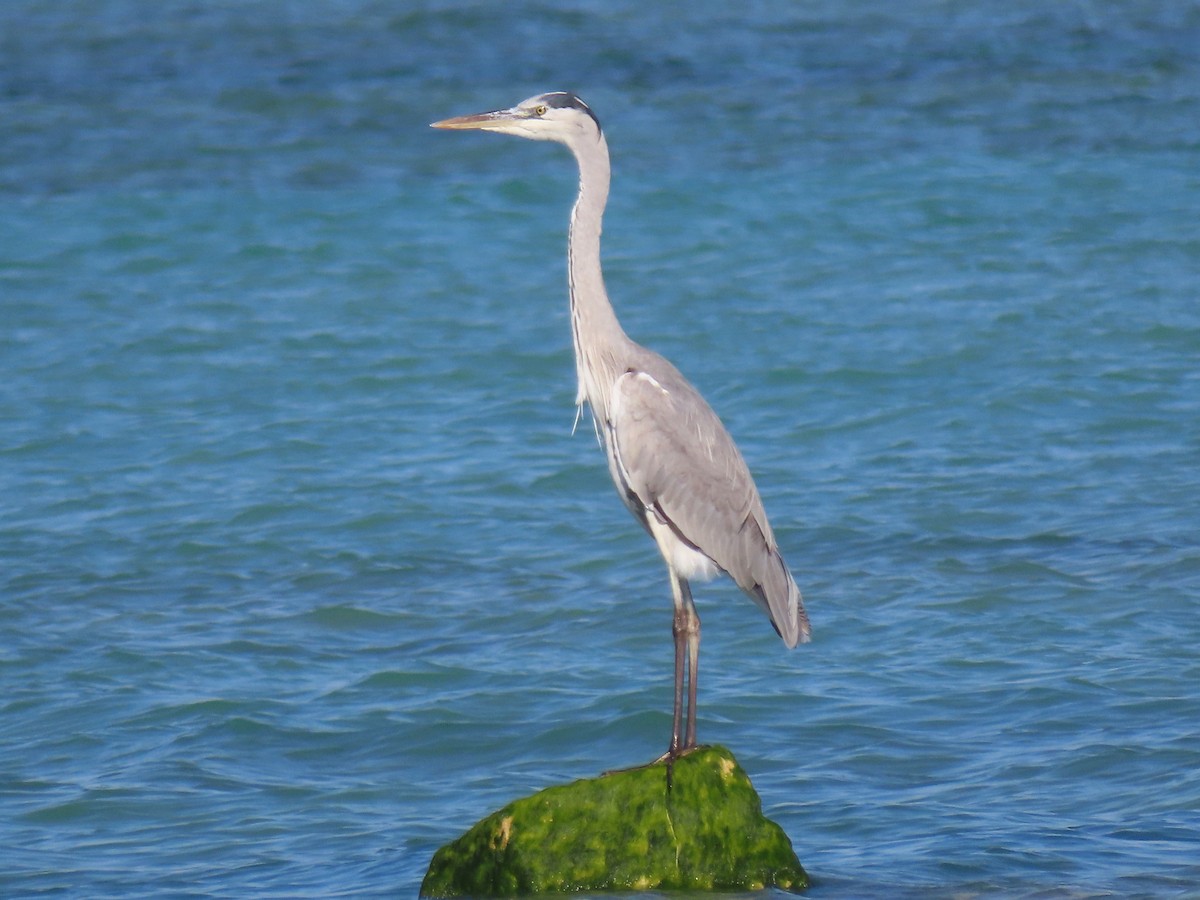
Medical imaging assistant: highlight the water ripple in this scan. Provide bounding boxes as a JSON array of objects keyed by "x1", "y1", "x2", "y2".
[{"x1": 4, "y1": 1, "x2": 1200, "y2": 897}]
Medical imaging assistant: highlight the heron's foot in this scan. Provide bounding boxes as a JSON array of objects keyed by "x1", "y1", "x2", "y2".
[
  {"x1": 600, "y1": 744, "x2": 704, "y2": 778},
  {"x1": 600, "y1": 755, "x2": 666, "y2": 777},
  {"x1": 666, "y1": 742, "x2": 704, "y2": 762},
  {"x1": 661, "y1": 743, "x2": 705, "y2": 792}
]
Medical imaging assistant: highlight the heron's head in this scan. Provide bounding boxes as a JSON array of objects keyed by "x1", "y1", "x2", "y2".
[{"x1": 431, "y1": 92, "x2": 602, "y2": 146}]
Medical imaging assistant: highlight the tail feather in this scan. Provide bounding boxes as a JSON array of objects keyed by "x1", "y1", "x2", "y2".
[
  {"x1": 782, "y1": 570, "x2": 812, "y2": 648},
  {"x1": 747, "y1": 551, "x2": 811, "y2": 649}
]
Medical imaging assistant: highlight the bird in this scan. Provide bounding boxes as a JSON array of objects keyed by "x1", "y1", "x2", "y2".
[{"x1": 432, "y1": 92, "x2": 810, "y2": 759}]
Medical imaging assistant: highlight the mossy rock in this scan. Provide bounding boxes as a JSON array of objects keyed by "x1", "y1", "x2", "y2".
[{"x1": 421, "y1": 745, "x2": 807, "y2": 896}]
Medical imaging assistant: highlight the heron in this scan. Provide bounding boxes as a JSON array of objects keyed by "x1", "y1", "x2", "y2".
[{"x1": 432, "y1": 92, "x2": 810, "y2": 759}]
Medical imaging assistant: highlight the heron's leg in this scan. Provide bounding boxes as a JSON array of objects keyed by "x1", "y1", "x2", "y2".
[
  {"x1": 670, "y1": 589, "x2": 687, "y2": 757},
  {"x1": 668, "y1": 573, "x2": 700, "y2": 757},
  {"x1": 679, "y1": 577, "x2": 700, "y2": 750}
]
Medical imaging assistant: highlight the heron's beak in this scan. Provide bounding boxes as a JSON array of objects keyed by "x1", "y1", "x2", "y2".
[{"x1": 430, "y1": 108, "x2": 519, "y2": 131}]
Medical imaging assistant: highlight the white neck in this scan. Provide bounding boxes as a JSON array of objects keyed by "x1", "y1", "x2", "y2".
[{"x1": 566, "y1": 131, "x2": 627, "y2": 422}]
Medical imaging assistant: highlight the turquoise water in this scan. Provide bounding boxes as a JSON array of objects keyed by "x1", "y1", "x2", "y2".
[{"x1": 3, "y1": 2, "x2": 1199, "y2": 896}]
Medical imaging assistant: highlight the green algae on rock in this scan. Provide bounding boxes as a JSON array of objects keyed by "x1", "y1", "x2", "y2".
[{"x1": 420, "y1": 745, "x2": 807, "y2": 896}]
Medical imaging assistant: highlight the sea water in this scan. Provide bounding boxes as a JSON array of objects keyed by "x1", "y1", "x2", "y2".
[{"x1": 2, "y1": 2, "x2": 1199, "y2": 896}]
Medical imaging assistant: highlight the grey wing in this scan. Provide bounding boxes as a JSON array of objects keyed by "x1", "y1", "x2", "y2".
[{"x1": 609, "y1": 367, "x2": 811, "y2": 647}]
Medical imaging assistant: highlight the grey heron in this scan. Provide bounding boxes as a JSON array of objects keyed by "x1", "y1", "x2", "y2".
[{"x1": 432, "y1": 92, "x2": 810, "y2": 759}]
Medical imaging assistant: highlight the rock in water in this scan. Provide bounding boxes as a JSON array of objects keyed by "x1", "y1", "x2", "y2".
[{"x1": 420, "y1": 745, "x2": 808, "y2": 896}]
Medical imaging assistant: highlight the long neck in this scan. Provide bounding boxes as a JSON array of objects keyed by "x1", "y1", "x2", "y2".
[{"x1": 567, "y1": 132, "x2": 626, "y2": 422}]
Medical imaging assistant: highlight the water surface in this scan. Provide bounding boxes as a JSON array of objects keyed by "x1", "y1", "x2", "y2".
[{"x1": 2, "y1": 2, "x2": 1199, "y2": 896}]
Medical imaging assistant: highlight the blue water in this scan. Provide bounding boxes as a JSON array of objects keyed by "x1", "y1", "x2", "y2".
[{"x1": 3, "y1": 2, "x2": 1199, "y2": 896}]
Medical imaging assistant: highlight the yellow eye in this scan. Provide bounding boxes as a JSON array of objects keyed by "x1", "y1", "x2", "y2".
[{"x1": 535, "y1": 104, "x2": 548, "y2": 116}]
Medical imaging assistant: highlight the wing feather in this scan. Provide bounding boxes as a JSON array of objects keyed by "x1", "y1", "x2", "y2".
[{"x1": 608, "y1": 363, "x2": 810, "y2": 646}]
